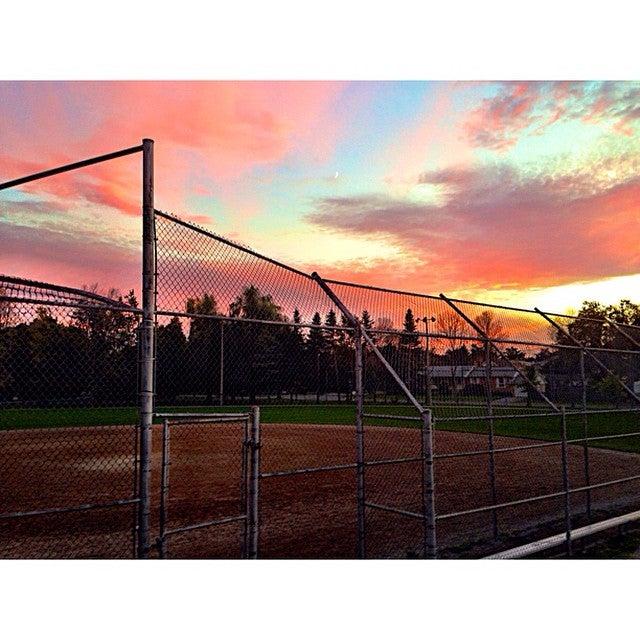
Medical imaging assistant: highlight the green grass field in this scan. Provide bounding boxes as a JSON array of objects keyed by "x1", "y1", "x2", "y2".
[{"x1": 2, "y1": 402, "x2": 640, "y2": 453}]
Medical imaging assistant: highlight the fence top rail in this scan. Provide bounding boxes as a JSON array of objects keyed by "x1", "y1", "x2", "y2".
[
  {"x1": 155, "y1": 412, "x2": 250, "y2": 419},
  {"x1": 0, "y1": 143, "x2": 144, "y2": 191},
  {"x1": 0, "y1": 296, "x2": 143, "y2": 315},
  {"x1": 0, "y1": 275, "x2": 140, "y2": 309},
  {"x1": 321, "y1": 278, "x2": 640, "y2": 334},
  {"x1": 362, "y1": 412, "x2": 423, "y2": 422}
]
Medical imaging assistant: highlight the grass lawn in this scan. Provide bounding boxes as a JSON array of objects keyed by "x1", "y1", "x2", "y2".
[{"x1": 2, "y1": 403, "x2": 640, "y2": 453}]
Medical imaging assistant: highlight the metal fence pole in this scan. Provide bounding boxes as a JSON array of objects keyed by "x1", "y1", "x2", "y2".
[
  {"x1": 158, "y1": 418, "x2": 170, "y2": 559},
  {"x1": 579, "y1": 350, "x2": 592, "y2": 520},
  {"x1": 137, "y1": 137, "x2": 155, "y2": 559},
  {"x1": 485, "y1": 340, "x2": 499, "y2": 539},
  {"x1": 421, "y1": 409, "x2": 437, "y2": 559},
  {"x1": 240, "y1": 417, "x2": 249, "y2": 558},
  {"x1": 425, "y1": 329, "x2": 432, "y2": 407},
  {"x1": 419, "y1": 316, "x2": 434, "y2": 407},
  {"x1": 354, "y1": 325, "x2": 366, "y2": 559},
  {"x1": 248, "y1": 405, "x2": 261, "y2": 559},
  {"x1": 219, "y1": 320, "x2": 225, "y2": 406},
  {"x1": 560, "y1": 407, "x2": 572, "y2": 556}
]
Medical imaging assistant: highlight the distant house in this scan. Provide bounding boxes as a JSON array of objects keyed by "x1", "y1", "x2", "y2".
[{"x1": 418, "y1": 364, "x2": 545, "y2": 396}]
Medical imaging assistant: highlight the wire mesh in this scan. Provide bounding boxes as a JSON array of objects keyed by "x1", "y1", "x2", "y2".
[
  {"x1": 154, "y1": 416, "x2": 249, "y2": 559},
  {"x1": 151, "y1": 211, "x2": 640, "y2": 558},
  {"x1": 0, "y1": 283, "x2": 140, "y2": 558}
]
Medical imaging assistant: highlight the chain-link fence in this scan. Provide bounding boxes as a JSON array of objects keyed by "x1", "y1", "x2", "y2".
[
  {"x1": 155, "y1": 411, "x2": 258, "y2": 559},
  {"x1": 3, "y1": 142, "x2": 640, "y2": 559},
  {"x1": 0, "y1": 277, "x2": 140, "y2": 558},
  {"x1": 156, "y1": 209, "x2": 640, "y2": 558}
]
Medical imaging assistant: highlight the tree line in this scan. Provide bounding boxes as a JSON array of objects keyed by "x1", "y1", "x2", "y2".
[{"x1": 1, "y1": 284, "x2": 639, "y2": 408}]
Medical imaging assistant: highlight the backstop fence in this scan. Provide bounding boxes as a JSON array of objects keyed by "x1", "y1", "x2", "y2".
[{"x1": 2, "y1": 141, "x2": 640, "y2": 558}]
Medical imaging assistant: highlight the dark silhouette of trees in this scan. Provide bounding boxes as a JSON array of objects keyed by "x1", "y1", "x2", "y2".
[
  {"x1": 227, "y1": 285, "x2": 286, "y2": 402},
  {"x1": 545, "y1": 299, "x2": 640, "y2": 404},
  {"x1": 156, "y1": 317, "x2": 188, "y2": 403},
  {"x1": 185, "y1": 293, "x2": 221, "y2": 404},
  {"x1": 504, "y1": 347, "x2": 526, "y2": 360},
  {"x1": 400, "y1": 308, "x2": 419, "y2": 346},
  {"x1": 307, "y1": 312, "x2": 326, "y2": 402},
  {"x1": 281, "y1": 308, "x2": 306, "y2": 401},
  {"x1": 3, "y1": 286, "x2": 639, "y2": 410},
  {"x1": 70, "y1": 288, "x2": 138, "y2": 404},
  {"x1": 0, "y1": 287, "x2": 138, "y2": 406}
]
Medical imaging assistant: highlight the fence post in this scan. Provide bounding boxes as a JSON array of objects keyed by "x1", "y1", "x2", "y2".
[
  {"x1": 158, "y1": 418, "x2": 170, "y2": 559},
  {"x1": 248, "y1": 405, "x2": 261, "y2": 559},
  {"x1": 485, "y1": 340, "x2": 499, "y2": 540},
  {"x1": 354, "y1": 325, "x2": 366, "y2": 559},
  {"x1": 421, "y1": 409, "x2": 437, "y2": 559},
  {"x1": 219, "y1": 320, "x2": 225, "y2": 406},
  {"x1": 579, "y1": 350, "x2": 592, "y2": 520},
  {"x1": 419, "y1": 316, "x2": 435, "y2": 407},
  {"x1": 241, "y1": 417, "x2": 250, "y2": 558},
  {"x1": 560, "y1": 407, "x2": 572, "y2": 556},
  {"x1": 137, "y1": 137, "x2": 155, "y2": 559}
]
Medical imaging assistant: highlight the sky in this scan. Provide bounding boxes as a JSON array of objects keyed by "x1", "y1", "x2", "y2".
[{"x1": 1, "y1": 80, "x2": 639, "y2": 313}]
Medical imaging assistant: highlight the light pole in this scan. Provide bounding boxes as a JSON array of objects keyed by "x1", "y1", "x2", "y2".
[{"x1": 418, "y1": 316, "x2": 436, "y2": 407}]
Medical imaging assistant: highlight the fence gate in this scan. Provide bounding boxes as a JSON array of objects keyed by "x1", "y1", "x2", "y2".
[{"x1": 155, "y1": 409, "x2": 260, "y2": 559}]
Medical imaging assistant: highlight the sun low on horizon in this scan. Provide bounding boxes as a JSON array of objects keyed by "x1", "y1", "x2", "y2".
[{"x1": 1, "y1": 80, "x2": 639, "y2": 313}]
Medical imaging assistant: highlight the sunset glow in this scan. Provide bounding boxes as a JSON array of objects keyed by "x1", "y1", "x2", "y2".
[{"x1": 1, "y1": 81, "x2": 639, "y2": 311}]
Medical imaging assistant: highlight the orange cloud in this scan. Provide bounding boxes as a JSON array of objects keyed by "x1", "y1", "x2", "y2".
[
  {"x1": 0, "y1": 81, "x2": 346, "y2": 216},
  {"x1": 305, "y1": 164, "x2": 640, "y2": 293},
  {"x1": 0, "y1": 220, "x2": 141, "y2": 294}
]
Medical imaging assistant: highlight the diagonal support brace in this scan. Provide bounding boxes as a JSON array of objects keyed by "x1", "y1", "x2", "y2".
[{"x1": 440, "y1": 294, "x2": 560, "y2": 413}]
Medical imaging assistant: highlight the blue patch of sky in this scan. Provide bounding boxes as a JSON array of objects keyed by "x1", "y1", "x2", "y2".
[{"x1": 243, "y1": 82, "x2": 438, "y2": 235}]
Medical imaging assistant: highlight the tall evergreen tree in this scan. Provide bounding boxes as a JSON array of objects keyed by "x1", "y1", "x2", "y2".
[
  {"x1": 401, "y1": 308, "x2": 419, "y2": 347},
  {"x1": 307, "y1": 311, "x2": 326, "y2": 402},
  {"x1": 282, "y1": 308, "x2": 306, "y2": 401},
  {"x1": 361, "y1": 310, "x2": 374, "y2": 331},
  {"x1": 324, "y1": 310, "x2": 340, "y2": 399},
  {"x1": 156, "y1": 317, "x2": 187, "y2": 402}
]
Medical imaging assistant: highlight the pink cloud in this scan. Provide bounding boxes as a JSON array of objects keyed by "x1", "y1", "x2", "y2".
[
  {"x1": 463, "y1": 82, "x2": 541, "y2": 150},
  {"x1": 305, "y1": 164, "x2": 640, "y2": 292},
  {"x1": 462, "y1": 81, "x2": 640, "y2": 151},
  {"x1": 0, "y1": 81, "x2": 346, "y2": 216},
  {"x1": 0, "y1": 220, "x2": 141, "y2": 295}
]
